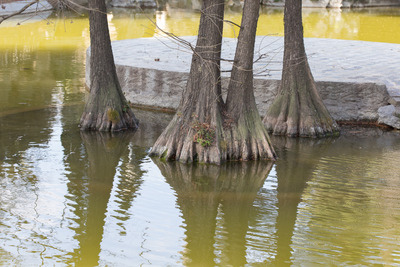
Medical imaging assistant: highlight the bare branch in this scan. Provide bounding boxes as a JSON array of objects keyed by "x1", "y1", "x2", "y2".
[
  {"x1": 223, "y1": 19, "x2": 241, "y2": 29},
  {"x1": 0, "y1": 0, "x2": 39, "y2": 24}
]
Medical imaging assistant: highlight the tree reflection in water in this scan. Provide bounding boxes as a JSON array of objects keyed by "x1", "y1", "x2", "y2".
[
  {"x1": 153, "y1": 136, "x2": 336, "y2": 266},
  {"x1": 154, "y1": 159, "x2": 273, "y2": 266},
  {"x1": 59, "y1": 107, "x2": 170, "y2": 266},
  {"x1": 62, "y1": 131, "x2": 139, "y2": 266},
  {"x1": 269, "y1": 136, "x2": 335, "y2": 266}
]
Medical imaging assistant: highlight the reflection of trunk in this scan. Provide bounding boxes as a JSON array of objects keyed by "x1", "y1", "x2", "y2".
[
  {"x1": 263, "y1": 0, "x2": 339, "y2": 137},
  {"x1": 272, "y1": 137, "x2": 335, "y2": 266},
  {"x1": 79, "y1": 132, "x2": 132, "y2": 266},
  {"x1": 79, "y1": 132, "x2": 131, "y2": 266},
  {"x1": 112, "y1": 143, "x2": 147, "y2": 234},
  {"x1": 155, "y1": 161, "x2": 220, "y2": 266},
  {"x1": 154, "y1": 160, "x2": 273, "y2": 265},
  {"x1": 218, "y1": 161, "x2": 273, "y2": 266},
  {"x1": 62, "y1": 131, "x2": 132, "y2": 266},
  {"x1": 100, "y1": 109, "x2": 167, "y2": 231}
]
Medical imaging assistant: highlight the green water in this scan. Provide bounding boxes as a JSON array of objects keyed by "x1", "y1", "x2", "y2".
[{"x1": 1, "y1": 6, "x2": 400, "y2": 266}]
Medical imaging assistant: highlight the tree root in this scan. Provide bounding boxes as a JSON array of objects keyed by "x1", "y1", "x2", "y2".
[
  {"x1": 80, "y1": 108, "x2": 138, "y2": 132},
  {"x1": 150, "y1": 113, "x2": 276, "y2": 164}
]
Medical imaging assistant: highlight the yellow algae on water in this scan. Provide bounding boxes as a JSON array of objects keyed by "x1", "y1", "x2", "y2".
[
  {"x1": 1, "y1": 7, "x2": 400, "y2": 52},
  {"x1": 301, "y1": 8, "x2": 400, "y2": 44},
  {"x1": 0, "y1": 15, "x2": 90, "y2": 50}
]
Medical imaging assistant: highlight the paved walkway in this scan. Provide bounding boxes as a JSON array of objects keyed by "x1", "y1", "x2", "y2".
[{"x1": 111, "y1": 36, "x2": 400, "y2": 104}]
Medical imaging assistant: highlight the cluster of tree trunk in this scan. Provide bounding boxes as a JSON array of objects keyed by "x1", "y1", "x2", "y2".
[
  {"x1": 150, "y1": 0, "x2": 339, "y2": 163},
  {"x1": 149, "y1": 0, "x2": 276, "y2": 164}
]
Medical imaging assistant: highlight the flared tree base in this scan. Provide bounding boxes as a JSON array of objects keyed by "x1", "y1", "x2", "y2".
[
  {"x1": 79, "y1": 83, "x2": 139, "y2": 132},
  {"x1": 80, "y1": 108, "x2": 139, "y2": 132},
  {"x1": 150, "y1": 111, "x2": 276, "y2": 165},
  {"x1": 263, "y1": 91, "x2": 340, "y2": 138}
]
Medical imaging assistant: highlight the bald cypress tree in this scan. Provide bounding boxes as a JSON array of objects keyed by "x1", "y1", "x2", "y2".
[
  {"x1": 79, "y1": 0, "x2": 139, "y2": 131},
  {"x1": 263, "y1": 0, "x2": 339, "y2": 137}
]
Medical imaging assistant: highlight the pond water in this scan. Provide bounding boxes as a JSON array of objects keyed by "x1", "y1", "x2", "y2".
[{"x1": 1, "y1": 6, "x2": 400, "y2": 267}]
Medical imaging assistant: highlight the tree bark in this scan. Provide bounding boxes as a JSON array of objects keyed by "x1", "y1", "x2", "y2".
[
  {"x1": 262, "y1": 0, "x2": 339, "y2": 137},
  {"x1": 225, "y1": 0, "x2": 276, "y2": 160},
  {"x1": 149, "y1": 0, "x2": 226, "y2": 164},
  {"x1": 79, "y1": 0, "x2": 139, "y2": 132}
]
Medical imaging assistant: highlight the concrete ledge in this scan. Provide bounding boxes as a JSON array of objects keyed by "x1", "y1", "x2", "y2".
[
  {"x1": 86, "y1": 36, "x2": 400, "y2": 129},
  {"x1": 114, "y1": 66, "x2": 389, "y2": 122}
]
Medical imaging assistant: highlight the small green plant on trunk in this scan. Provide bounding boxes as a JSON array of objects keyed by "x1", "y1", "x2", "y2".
[{"x1": 192, "y1": 116, "x2": 215, "y2": 147}]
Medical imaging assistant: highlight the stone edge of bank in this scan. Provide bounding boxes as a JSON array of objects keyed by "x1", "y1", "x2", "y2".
[{"x1": 85, "y1": 36, "x2": 400, "y2": 130}]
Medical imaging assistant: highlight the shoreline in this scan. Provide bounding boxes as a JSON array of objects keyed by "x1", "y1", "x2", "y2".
[{"x1": 86, "y1": 36, "x2": 400, "y2": 130}]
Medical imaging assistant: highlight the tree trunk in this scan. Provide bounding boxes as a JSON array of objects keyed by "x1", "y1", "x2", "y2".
[
  {"x1": 225, "y1": 0, "x2": 276, "y2": 160},
  {"x1": 150, "y1": 0, "x2": 276, "y2": 164},
  {"x1": 262, "y1": 0, "x2": 339, "y2": 137},
  {"x1": 149, "y1": 0, "x2": 226, "y2": 164},
  {"x1": 79, "y1": 0, "x2": 139, "y2": 132}
]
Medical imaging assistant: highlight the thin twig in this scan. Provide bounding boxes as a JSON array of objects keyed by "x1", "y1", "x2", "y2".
[
  {"x1": 223, "y1": 19, "x2": 241, "y2": 29},
  {"x1": 141, "y1": 10, "x2": 197, "y2": 54},
  {"x1": 0, "y1": 0, "x2": 39, "y2": 24}
]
